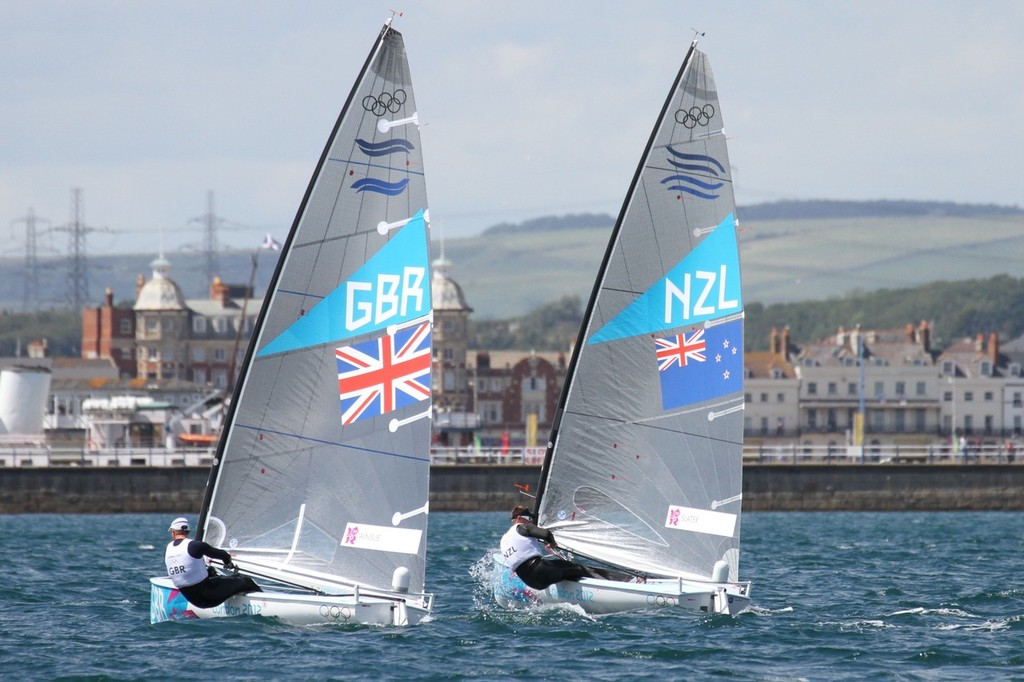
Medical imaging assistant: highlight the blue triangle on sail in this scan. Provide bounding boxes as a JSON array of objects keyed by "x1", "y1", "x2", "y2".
[
  {"x1": 257, "y1": 210, "x2": 430, "y2": 357},
  {"x1": 589, "y1": 213, "x2": 741, "y2": 345}
]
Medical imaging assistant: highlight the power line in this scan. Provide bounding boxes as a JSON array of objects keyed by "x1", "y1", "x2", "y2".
[{"x1": 10, "y1": 208, "x2": 50, "y2": 312}]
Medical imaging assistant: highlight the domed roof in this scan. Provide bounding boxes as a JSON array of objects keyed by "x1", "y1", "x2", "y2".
[
  {"x1": 134, "y1": 256, "x2": 188, "y2": 311},
  {"x1": 431, "y1": 258, "x2": 472, "y2": 312}
]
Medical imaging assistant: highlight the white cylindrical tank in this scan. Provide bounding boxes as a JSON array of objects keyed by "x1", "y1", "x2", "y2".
[{"x1": 0, "y1": 366, "x2": 52, "y2": 435}]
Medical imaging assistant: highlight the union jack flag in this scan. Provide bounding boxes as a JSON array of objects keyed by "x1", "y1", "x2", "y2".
[
  {"x1": 335, "y1": 321, "x2": 431, "y2": 425},
  {"x1": 655, "y1": 329, "x2": 707, "y2": 370}
]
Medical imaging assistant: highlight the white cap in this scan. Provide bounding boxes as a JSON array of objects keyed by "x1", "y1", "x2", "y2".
[{"x1": 168, "y1": 517, "x2": 190, "y2": 532}]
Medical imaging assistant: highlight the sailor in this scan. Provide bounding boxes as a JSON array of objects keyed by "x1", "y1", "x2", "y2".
[
  {"x1": 499, "y1": 505, "x2": 612, "y2": 590},
  {"x1": 164, "y1": 516, "x2": 261, "y2": 608}
]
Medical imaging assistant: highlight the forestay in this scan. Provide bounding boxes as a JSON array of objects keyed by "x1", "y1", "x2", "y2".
[
  {"x1": 198, "y1": 24, "x2": 432, "y2": 596},
  {"x1": 534, "y1": 44, "x2": 744, "y2": 582}
]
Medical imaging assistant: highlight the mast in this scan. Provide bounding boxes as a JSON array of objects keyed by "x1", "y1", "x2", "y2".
[
  {"x1": 196, "y1": 22, "x2": 396, "y2": 539},
  {"x1": 532, "y1": 40, "x2": 701, "y2": 515}
]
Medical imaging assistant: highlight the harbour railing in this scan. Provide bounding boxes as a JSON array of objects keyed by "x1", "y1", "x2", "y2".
[{"x1": 0, "y1": 442, "x2": 1018, "y2": 468}]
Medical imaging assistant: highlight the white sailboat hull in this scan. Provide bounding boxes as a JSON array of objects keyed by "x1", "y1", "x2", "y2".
[
  {"x1": 493, "y1": 564, "x2": 750, "y2": 616},
  {"x1": 150, "y1": 577, "x2": 432, "y2": 626}
]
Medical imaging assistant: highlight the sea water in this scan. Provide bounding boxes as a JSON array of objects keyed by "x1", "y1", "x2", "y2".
[{"x1": 1, "y1": 511, "x2": 1022, "y2": 680}]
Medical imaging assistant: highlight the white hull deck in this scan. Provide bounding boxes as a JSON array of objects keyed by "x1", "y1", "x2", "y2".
[
  {"x1": 493, "y1": 567, "x2": 750, "y2": 616},
  {"x1": 150, "y1": 577, "x2": 432, "y2": 626}
]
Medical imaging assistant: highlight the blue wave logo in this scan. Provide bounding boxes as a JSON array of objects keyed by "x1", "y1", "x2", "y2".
[
  {"x1": 661, "y1": 146, "x2": 725, "y2": 200},
  {"x1": 355, "y1": 138, "x2": 415, "y2": 157},
  {"x1": 351, "y1": 177, "x2": 410, "y2": 196}
]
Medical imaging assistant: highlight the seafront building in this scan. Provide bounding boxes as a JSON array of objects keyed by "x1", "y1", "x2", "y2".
[{"x1": 2, "y1": 256, "x2": 1023, "y2": 453}]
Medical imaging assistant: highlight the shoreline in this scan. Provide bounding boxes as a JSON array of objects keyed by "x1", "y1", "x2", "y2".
[{"x1": 2, "y1": 464, "x2": 1023, "y2": 513}]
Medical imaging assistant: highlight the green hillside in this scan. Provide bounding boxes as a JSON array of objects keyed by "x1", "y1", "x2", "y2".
[{"x1": 2, "y1": 201, "x2": 1022, "y2": 323}]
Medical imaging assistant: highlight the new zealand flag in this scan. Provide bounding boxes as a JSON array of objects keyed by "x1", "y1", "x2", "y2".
[
  {"x1": 335, "y1": 322, "x2": 431, "y2": 425},
  {"x1": 655, "y1": 317, "x2": 742, "y2": 410}
]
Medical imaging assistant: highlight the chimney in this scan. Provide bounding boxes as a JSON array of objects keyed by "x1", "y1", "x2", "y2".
[
  {"x1": 904, "y1": 323, "x2": 914, "y2": 343},
  {"x1": 989, "y1": 332, "x2": 999, "y2": 365},
  {"x1": 769, "y1": 327, "x2": 778, "y2": 354},
  {"x1": 781, "y1": 327, "x2": 791, "y2": 362},
  {"x1": 105, "y1": 287, "x2": 114, "y2": 307},
  {"x1": 210, "y1": 276, "x2": 230, "y2": 307},
  {"x1": 975, "y1": 333, "x2": 984, "y2": 352},
  {"x1": 918, "y1": 320, "x2": 930, "y2": 353}
]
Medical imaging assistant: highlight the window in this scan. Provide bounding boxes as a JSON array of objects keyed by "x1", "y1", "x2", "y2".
[
  {"x1": 895, "y1": 382, "x2": 906, "y2": 398},
  {"x1": 213, "y1": 348, "x2": 226, "y2": 361},
  {"x1": 848, "y1": 383, "x2": 858, "y2": 396},
  {"x1": 193, "y1": 368, "x2": 207, "y2": 385},
  {"x1": 916, "y1": 381, "x2": 926, "y2": 397},
  {"x1": 777, "y1": 393, "x2": 785, "y2": 403},
  {"x1": 163, "y1": 319, "x2": 174, "y2": 332},
  {"x1": 164, "y1": 347, "x2": 174, "y2": 362},
  {"x1": 964, "y1": 392, "x2": 974, "y2": 402},
  {"x1": 491, "y1": 378, "x2": 502, "y2": 392},
  {"x1": 147, "y1": 318, "x2": 159, "y2": 333},
  {"x1": 193, "y1": 317, "x2": 207, "y2": 334},
  {"x1": 984, "y1": 392, "x2": 994, "y2": 402},
  {"x1": 443, "y1": 348, "x2": 455, "y2": 360},
  {"x1": 984, "y1": 415, "x2": 994, "y2": 433},
  {"x1": 807, "y1": 382, "x2": 817, "y2": 396},
  {"x1": 119, "y1": 319, "x2": 132, "y2": 335},
  {"x1": 148, "y1": 346, "x2": 158, "y2": 360},
  {"x1": 980, "y1": 361, "x2": 992, "y2": 376},
  {"x1": 874, "y1": 382, "x2": 884, "y2": 399},
  {"x1": 915, "y1": 409, "x2": 926, "y2": 432},
  {"x1": 807, "y1": 409, "x2": 817, "y2": 430},
  {"x1": 827, "y1": 382, "x2": 837, "y2": 396},
  {"x1": 760, "y1": 393, "x2": 768, "y2": 403},
  {"x1": 1014, "y1": 392, "x2": 1022, "y2": 408},
  {"x1": 443, "y1": 320, "x2": 454, "y2": 332},
  {"x1": 193, "y1": 347, "x2": 206, "y2": 362},
  {"x1": 759, "y1": 417, "x2": 768, "y2": 435},
  {"x1": 212, "y1": 317, "x2": 227, "y2": 333},
  {"x1": 744, "y1": 393, "x2": 752, "y2": 403},
  {"x1": 894, "y1": 410, "x2": 905, "y2": 432},
  {"x1": 943, "y1": 391, "x2": 952, "y2": 402},
  {"x1": 942, "y1": 361, "x2": 955, "y2": 376}
]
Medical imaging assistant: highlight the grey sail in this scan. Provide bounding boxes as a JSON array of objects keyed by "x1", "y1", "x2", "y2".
[
  {"x1": 198, "y1": 24, "x2": 432, "y2": 596},
  {"x1": 534, "y1": 44, "x2": 744, "y2": 582}
]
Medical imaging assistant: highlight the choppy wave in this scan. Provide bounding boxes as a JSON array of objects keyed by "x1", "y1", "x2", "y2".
[{"x1": 2, "y1": 511, "x2": 1023, "y2": 679}]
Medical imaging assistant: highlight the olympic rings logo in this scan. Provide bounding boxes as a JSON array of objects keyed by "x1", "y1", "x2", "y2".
[
  {"x1": 319, "y1": 604, "x2": 354, "y2": 621},
  {"x1": 645, "y1": 594, "x2": 678, "y2": 607},
  {"x1": 362, "y1": 89, "x2": 407, "y2": 116},
  {"x1": 674, "y1": 104, "x2": 715, "y2": 129}
]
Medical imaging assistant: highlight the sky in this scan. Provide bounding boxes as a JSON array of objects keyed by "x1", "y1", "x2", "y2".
[{"x1": 3, "y1": 1, "x2": 1024, "y2": 259}]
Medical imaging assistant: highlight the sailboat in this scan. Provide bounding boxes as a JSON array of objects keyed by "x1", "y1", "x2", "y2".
[
  {"x1": 150, "y1": 19, "x2": 435, "y2": 626},
  {"x1": 493, "y1": 39, "x2": 751, "y2": 616}
]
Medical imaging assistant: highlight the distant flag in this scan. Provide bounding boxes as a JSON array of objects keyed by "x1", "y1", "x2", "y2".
[
  {"x1": 262, "y1": 233, "x2": 281, "y2": 251},
  {"x1": 655, "y1": 317, "x2": 743, "y2": 410},
  {"x1": 335, "y1": 322, "x2": 431, "y2": 425}
]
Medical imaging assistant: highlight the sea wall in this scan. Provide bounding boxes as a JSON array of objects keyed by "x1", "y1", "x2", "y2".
[{"x1": 1, "y1": 464, "x2": 1023, "y2": 514}]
